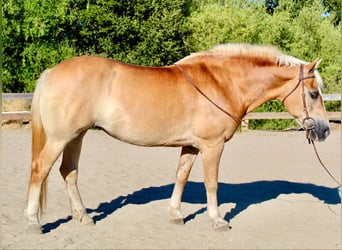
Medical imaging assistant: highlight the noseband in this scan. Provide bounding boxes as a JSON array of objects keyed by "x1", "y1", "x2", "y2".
[{"x1": 282, "y1": 64, "x2": 316, "y2": 142}]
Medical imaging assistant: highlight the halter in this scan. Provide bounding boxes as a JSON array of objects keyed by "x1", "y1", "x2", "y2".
[
  {"x1": 283, "y1": 65, "x2": 341, "y2": 187},
  {"x1": 282, "y1": 64, "x2": 316, "y2": 142}
]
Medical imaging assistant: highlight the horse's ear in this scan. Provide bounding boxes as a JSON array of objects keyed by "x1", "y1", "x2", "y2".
[{"x1": 309, "y1": 58, "x2": 322, "y2": 72}]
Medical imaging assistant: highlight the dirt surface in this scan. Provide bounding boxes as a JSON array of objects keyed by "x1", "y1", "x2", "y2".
[{"x1": 1, "y1": 128, "x2": 341, "y2": 249}]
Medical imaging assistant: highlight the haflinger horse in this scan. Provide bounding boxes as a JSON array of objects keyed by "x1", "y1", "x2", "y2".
[{"x1": 25, "y1": 43, "x2": 330, "y2": 234}]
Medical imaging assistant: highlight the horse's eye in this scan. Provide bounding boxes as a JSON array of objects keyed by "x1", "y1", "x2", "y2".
[{"x1": 309, "y1": 91, "x2": 319, "y2": 100}]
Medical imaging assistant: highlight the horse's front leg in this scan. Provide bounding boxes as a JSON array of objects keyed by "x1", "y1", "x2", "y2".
[
  {"x1": 169, "y1": 146, "x2": 199, "y2": 225},
  {"x1": 201, "y1": 141, "x2": 230, "y2": 231}
]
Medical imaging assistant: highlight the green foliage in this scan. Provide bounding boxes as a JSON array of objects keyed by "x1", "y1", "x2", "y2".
[
  {"x1": 184, "y1": 1, "x2": 270, "y2": 51},
  {"x1": 322, "y1": 0, "x2": 341, "y2": 25},
  {"x1": 2, "y1": 0, "x2": 76, "y2": 92},
  {"x1": 50, "y1": 0, "x2": 191, "y2": 65},
  {"x1": 3, "y1": 0, "x2": 190, "y2": 92}
]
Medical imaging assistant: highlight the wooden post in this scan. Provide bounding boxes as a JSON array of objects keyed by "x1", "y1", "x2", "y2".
[{"x1": 241, "y1": 119, "x2": 249, "y2": 132}]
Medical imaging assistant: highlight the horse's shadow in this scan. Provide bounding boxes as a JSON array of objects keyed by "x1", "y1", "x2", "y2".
[{"x1": 42, "y1": 180, "x2": 340, "y2": 233}]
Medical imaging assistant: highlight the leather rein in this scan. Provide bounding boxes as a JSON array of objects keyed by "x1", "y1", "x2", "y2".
[
  {"x1": 174, "y1": 64, "x2": 242, "y2": 124},
  {"x1": 175, "y1": 63, "x2": 341, "y2": 187}
]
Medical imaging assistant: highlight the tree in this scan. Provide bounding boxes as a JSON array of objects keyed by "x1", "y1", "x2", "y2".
[
  {"x1": 265, "y1": 0, "x2": 279, "y2": 15},
  {"x1": 2, "y1": 0, "x2": 76, "y2": 92},
  {"x1": 2, "y1": 0, "x2": 191, "y2": 92},
  {"x1": 322, "y1": 0, "x2": 341, "y2": 25},
  {"x1": 43, "y1": 0, "x2": 191, "y2": 65}
]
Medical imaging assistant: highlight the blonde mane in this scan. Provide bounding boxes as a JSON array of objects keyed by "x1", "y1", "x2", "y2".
[{"x1": 178, "y1": 43, "x2": 308, "y2": 67}]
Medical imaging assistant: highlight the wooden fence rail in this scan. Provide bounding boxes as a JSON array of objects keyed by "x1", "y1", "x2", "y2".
[
  {"x1": 2, "y1": 93, "x2": 341, "y2": 130},
  {"x1": 2, "y1": 93, "x2": 33, "y2": 100},
  {"x1": 242, "y1": 94, "x2": 341, "y2": 130}
]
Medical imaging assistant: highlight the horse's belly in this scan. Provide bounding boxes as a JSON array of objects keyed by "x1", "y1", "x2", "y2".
[
  {"x1": 100, "y1": 123, "x2": 192, "y2": 147},
  {"x1": 95, "y1": 108, "x2": 193, "y2": 147}
]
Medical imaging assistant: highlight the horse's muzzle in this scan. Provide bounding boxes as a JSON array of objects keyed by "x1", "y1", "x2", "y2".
[{"x1": 303, "y1": 118, "x2": 330, "y2": 142}]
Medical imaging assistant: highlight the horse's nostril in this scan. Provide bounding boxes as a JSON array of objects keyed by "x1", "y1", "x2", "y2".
[{"x1": 324, "y1": 127, "x2": 330, "y2": 138}]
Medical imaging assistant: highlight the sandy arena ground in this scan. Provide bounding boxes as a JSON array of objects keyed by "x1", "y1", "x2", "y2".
[{"x1": 1, "y1": 128, "x2": 341, "y2": 249}]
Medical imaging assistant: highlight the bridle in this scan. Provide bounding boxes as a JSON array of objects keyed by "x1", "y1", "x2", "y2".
[{"x1": 282, "y1": 64, "x2": 316, "y2": 142}]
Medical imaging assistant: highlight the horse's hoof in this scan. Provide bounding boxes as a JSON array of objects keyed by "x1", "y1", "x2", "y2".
[
  {"x1": 79, "y1": 215, "x2": 95, "y2": 226},
  {"x1": 73, "y1": 212, "x2": 94, "y2": 226},
  {"x1": 168, "y1": 206, "x2": 184, "y2": 225},
  {"x1": 25, "y1": 224, "x2": 42, "y2": 234},
  {"x1": 169, "y1": 217, "x2": 185, "y2": 225},
  {"x1": 212, "y1": 219, "x2": 230, "y2": 232}
]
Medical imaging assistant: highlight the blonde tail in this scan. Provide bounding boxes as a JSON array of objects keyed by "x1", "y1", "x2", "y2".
[{"x1": 29, "y1": 69, "x2": 50, "y2": 217}]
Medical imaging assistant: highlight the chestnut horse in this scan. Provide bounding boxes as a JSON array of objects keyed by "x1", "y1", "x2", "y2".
[{"x1": 25, "y1": 43, "x2": 330, "y2": 233}]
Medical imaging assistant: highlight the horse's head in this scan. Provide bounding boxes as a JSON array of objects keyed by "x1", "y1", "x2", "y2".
[{"x1": 282, "y1": 59, "x2": 330, "y2": 142}]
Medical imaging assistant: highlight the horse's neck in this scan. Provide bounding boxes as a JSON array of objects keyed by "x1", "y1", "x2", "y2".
[
  {"x1": 184, "y1": 59, "x2": 297, "y2": 116},
  {"x1": 238, "y1": 65, "x2": 297, "y2": 113}
]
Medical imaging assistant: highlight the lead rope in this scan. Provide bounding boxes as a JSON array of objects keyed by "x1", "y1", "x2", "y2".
[{"x1": 307, "y1": 132, "x2": 341, "y2": 187}]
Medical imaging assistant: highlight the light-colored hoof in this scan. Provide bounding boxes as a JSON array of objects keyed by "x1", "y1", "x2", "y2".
[
  {"x1": 73, "y1": 212, "x2": 95, "y2": 226},
  {"x1": 168, "y1": 207, "x2": 184, "y2": 225},
  {"x1": 169, "y1": 217, "x2": 185, "y2": 225},
  {"x1": 212, "y1": 218, "x2": 230, "y2": 232},
  {"x1": 80, "y1": 216, "x2": 95, "y2": 226},
  {"x1": 80, "y1": 215, "x2": 95, "y2": 226},
  {"x1": 25, "y1": 224, "x2": 42, "y2": 234}
]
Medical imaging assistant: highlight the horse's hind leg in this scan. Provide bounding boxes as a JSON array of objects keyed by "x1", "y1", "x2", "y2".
[
  {"x1": 26, "y1": 139, "x2": 65, "y2": 233},
  {"x1": 59, "y1": 131, "x2": 94, "y2": 225},
  {"x1": 169, "y1": 146, "x2": 199, "y2": 225}
]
